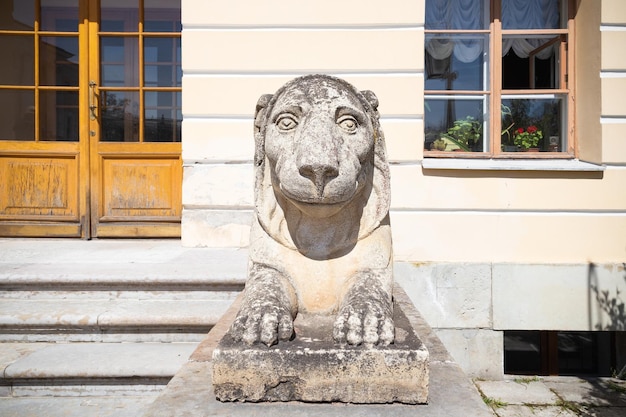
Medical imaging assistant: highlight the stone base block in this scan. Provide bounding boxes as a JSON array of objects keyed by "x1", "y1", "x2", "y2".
[{"x1": 212, "y1": 299, "x2": 429, "y2": 404}]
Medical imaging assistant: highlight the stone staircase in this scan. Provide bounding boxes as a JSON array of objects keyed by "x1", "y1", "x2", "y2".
[{"x1": 0, "y1": 239, "x2": 246, "y2": 410}]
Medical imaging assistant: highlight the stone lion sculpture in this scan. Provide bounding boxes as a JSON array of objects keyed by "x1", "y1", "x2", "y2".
[{"x1": 230, "y1": 74, "x2": 394, "y2": 347}]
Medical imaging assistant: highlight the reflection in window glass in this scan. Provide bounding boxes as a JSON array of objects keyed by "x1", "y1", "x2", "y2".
[
  {"x1": 100, "y1": 37, "x2": 138, "y2": 87},
  {"x1": 501, "y1": 97, "x2": 564, "y2": 152},
  {"x1": 144, "y1": 92, "x2": 181, "y2": 142},
  {"x1": 425, "y1": 98, "x2": 487, "y2": 152},
  {"x1": 144, "y1": 0, "x2": 181, "y2": 32},
  {"x1": 40, "y1": 37, "x2": 79, "y2": 86},
  {"x1": 41, "y1": 0, "x2": 79, "y2": 32},
  {"x1": 0, "y1": 1, "x2": 34, "y2": 30},
  {"x1": 0, "y1": 90, "x2": 35, "y2": 140},
  {"x1": 425, "y1": 34, "x2": 488, "y2": 91},
  {"x1": 144, "y1": 37, "x2": 181, "y2": 87},
  {"x1": 504, "y1": 331, "x2": 542, "y2": 375},
  {"x1": 40, "y1": 91, "x2": 78, "y2": 141},
  {"x1": 0, "y1": 35, "x2": 34, "y2": 85},
  {"x1": 100, "y1": 0, "x2": 138, "y2": 32},
  {"x1": 100, "y1": 91, "x2": 139, "y2": 142}
]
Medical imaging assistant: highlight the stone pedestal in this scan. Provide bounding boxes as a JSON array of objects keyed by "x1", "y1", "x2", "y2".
[{"x1": 212, "y1": 298, "x2": 429, "y2": 404}]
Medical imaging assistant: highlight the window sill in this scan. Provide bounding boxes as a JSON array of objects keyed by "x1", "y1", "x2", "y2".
[{"x1": 421, "y1": 158, "x2": 605, "y2": 172}]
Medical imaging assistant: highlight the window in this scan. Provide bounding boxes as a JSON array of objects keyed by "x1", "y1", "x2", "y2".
[
  {"x1": 424, "y1": 0, "x2": 574, "y2": 157},
  {"x1": 504, "y1": 331, "x2": 616, "y2": 376}
]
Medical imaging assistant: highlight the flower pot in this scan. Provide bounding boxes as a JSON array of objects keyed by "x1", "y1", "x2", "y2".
[{"x1": 522, "y1": 148, "x2": 540, "y2": 152}]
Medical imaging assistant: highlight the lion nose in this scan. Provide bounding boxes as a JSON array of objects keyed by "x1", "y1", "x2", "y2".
[{"x1": 298, "y1": 162, "x2": 339, "y2": 196}]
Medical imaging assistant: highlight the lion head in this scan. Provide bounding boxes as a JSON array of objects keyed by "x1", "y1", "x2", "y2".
[{"x1": 253, "y1": 75, "x2": 390, "y2": 257}]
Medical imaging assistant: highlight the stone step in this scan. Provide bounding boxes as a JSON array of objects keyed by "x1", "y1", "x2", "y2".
[
  {"x1": 0, "y1": 299, "x2": 234, "y2": 342},
  {"x1": 0, "y1": 240, "x2": 247, "y2": 342},
  {"x1": 0, "y1": 342, "x2": 198, "y2": 397}
]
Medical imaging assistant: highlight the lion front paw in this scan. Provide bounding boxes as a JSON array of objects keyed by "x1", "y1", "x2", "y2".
[
  {"x1": 333, "y1": 296, "x2": 394, "y2": 347},
  {"x1": 230, "y1": 299, "x2": 294, "y2": 347}
]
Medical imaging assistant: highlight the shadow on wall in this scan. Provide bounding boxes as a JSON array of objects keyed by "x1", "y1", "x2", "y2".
[
  {"x1": 588, "y1": 263, "x2": 626, "y2": 331},
  {"x1": 588, "y1": 263, "x2": 626, "y2": 378}
]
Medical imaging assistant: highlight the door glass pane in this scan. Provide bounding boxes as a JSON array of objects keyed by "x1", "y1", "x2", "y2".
[
  {"x1": 100, "y1": 0, "x2": 138, "y2": 32},
  {"x1": 144, "y1": 37, "x2": 181, "y2": 87},
  {"x1": 41, "y1": 0, "x2": 79, "y2": 32},
  {"x1": 40, "y1": 90, "x2": 78, "y2": 141},
  {"x1": 100, "y1": 37, "x2": 138, "y2": 86},
  {"x1": 0, "y1": 89, "x2": 34, "y2": 140},
  {"x1": 0, "y1": 1, "x2": 34, "y2": 30},
  {"x1": 100, "y1": 90, "x2": 139, "y2": 142},
  {"x1": 0, "y1": 35, "x2": 34, "y2": 85},
  {"x1": 425, "y1": 97, "x2": 487, "y2": 152},
  {"x1": 501, "y1": 97, "x2": 565, "y2": 152},
  {"x1": 425, "y1": 34, "x2": 488, "y2": 91},
  {"x1": 144, "y1": 0, "x2": 181, "y2": 32},
  {"x1": 40, "y1": 36, "x2": 79, "y2": 86},
  {"x1": 144, "y1": 91, "x2": 181, "y2": 142}
]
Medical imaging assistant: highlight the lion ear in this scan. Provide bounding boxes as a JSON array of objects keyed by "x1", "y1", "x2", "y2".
[
  {"x1": 361, "y1": 90, "x2": 379, "y2": 111},
  {"x1": 254, "y1": 94, "x2": 273, "y2": 133}
]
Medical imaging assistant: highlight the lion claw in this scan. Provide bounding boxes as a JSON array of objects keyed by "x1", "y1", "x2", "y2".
[
  {"x1": 231, "y1": 301, "x2": 294, "y2": 347},
  {"x1": 333, "y1": 299, "x2": 394, "y2": 347}
]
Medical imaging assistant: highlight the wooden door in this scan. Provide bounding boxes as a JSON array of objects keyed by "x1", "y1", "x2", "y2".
[
  {"x1": 88, "y1": 0, "x2": 181, "y2": 237},
  {"x1": 0, "y1": 0, "x2": 181, "y2": 238}
]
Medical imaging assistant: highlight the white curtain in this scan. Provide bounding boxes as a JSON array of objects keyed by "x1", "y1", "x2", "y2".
[{"x1": 426, "y1": 0, "x2": 560, "y2": 62}]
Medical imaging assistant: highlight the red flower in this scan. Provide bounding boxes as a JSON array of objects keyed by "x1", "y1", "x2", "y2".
[
  {"x1": 516, "y1": 127, "x2": 524, "y2": 134},
  {"x1": 527, "y1": 125, "x2": 537, "y2": 133}
]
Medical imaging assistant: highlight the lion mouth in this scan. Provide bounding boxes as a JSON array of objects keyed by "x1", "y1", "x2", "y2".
[{"x1": 279, "y1": 184, "x2": 356, "y2": 207}]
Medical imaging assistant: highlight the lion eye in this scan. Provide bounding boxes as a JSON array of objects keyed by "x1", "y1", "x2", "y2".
[
  {"x1": 337, "y1": 115, "x2": 358, "y2": 133},
  {"x1": 276, "y1": 114, "x2": 298, "y2": 132}
]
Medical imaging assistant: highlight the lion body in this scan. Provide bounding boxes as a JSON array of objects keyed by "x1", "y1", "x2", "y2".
[{"x1": 230, "y1": 75, "x2": 395, "y2": 347}]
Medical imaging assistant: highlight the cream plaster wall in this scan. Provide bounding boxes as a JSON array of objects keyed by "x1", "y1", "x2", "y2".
[
  {"x1": 180, "y1": 0, "x2": 626, "y2": 378},
  {"x1": 181, "y1": 0, "x2": 626, "y2": 264}
]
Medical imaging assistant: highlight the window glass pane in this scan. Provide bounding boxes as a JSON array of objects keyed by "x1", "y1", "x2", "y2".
[
  {"x1": 425, "y1": 97, "x2": 487, "y2": 152},
  {"x1": 144, "y1": 37, "x2": 181, "y2": 87},
  {"x1": 100, "y1": 37, "x2": 138, "y2": 87},
  {"x1": 502, "y1": 35, "x2": 563, "y2": 90},
  {"x1": 502, "y1": 0, "x2": 561, "y2": 30},
  {"x1": 40, "y1": 90, "x2": 78, "y2": 141},
  {"x1": 425, "y1": 34, "x2": 488, "y2": 91},
  {"x1": 0, "y1": 1, "x2": 34, "y2": 30},
  {"x1": 504, "y1": 331, "x2": 542, "y2": 375},
  {"x1": 501, "y1": 96, "x2": 565, "y2": 152},
  {"x1": 144, "y1": 91, "x2": 181, "y2": 142},
  {"x1": 100, "y1": 90, "x2": 139, "y2": 142},
  {"x1": 0, "y1": 35, "x2": 34, "y2": 85},
  {"x1": 0, "y1": 89, "x2": 34, "y2": 140},
  {"x1": 144, "y1": 0, "x2": 181, "y2": 32},
  {"x1": 425, "y1": 0, "x2": 487, "y2": 30},
  {"x1": 41, "y1": 0, "x2": 79, "y2": 32},
  {"x1": 100, "y1": 0, "x2": 138, "y2": 32},
  {"x1": 558, "y1": 332, "x2": 598, "y2": 375},
  {"x1": 40, "y1": 36, "x2": 79, "y2": 86}
]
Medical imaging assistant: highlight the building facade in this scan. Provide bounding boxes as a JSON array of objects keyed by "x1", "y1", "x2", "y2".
[{"x1": 1, "y1": 0, "x2": 625, "y2": 378}]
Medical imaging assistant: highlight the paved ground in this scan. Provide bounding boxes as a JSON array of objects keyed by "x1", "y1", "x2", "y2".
[
  {"x1": 1, "y1": 239, "x2": 624, "y2": 416},
  {"x1": 475, "y1": 376, "x2": 626, "y2": 417}
]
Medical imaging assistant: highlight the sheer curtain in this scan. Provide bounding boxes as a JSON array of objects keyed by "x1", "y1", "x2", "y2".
[{"x1": 426, "y1": 0, "x2": 560, "y2": 62}]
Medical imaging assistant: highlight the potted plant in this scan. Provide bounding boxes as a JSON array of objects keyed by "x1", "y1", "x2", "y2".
[
  {"x1": 441, "y1": 116, "x2": 482, "y2": 152},
  {"x1": 513, "y1": 125, "x2": 543, "y2": 151}
]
